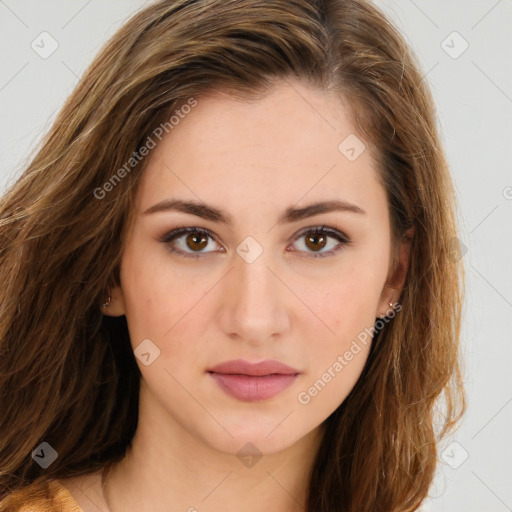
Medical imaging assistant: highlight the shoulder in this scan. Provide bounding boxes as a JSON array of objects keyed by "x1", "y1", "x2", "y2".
[
  {"x1": 2, "y1": 478, "x2": 84, "y2": 512},
  {"x1": 55, "y1": 470, "x2": 110, "y2": 511}
]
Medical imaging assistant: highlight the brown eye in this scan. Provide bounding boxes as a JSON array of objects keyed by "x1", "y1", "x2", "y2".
[
  {"x1": 161, "y1": 227, "x2": 222, "y2": 258},
  {"x1": 290, "y1": 226, "x2": 349, "y2": 258},
  {"x1": 304, "y1": 233, "x2": 327, "y2": 252},
  {"x1": 186, "y1": 232, "x2": 208, "y2": 251}
]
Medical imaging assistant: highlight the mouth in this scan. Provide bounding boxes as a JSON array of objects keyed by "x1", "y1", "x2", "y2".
[{"x1": 207, "y1": 359, "x2": 301, "y2": 402}]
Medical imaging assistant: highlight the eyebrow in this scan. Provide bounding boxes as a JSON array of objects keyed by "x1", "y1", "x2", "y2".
[{"x1": 143, "y1": 199, "x2": 366, "y2": 225}]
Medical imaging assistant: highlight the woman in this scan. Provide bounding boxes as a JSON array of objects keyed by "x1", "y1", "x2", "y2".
[{"x1": 0, "y1": 0, "x2": 465, "y2": 510}]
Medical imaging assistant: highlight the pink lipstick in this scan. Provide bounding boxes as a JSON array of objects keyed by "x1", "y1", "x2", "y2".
[{"x1": 207, "y1": 359, "x2": 300, "y2": 402}]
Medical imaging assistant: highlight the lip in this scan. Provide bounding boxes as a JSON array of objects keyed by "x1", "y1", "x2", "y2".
[
  {"x1": 207, "y1": 359, "x2": 300, "y2": 402},
  {"x1": 208, "y1": 359, "x2": 300, "y2": 376}
]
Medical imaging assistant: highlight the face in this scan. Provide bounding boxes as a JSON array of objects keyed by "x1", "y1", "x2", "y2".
[{"x1": 107, "y1": 80, "x2": 410, "y2": 457}]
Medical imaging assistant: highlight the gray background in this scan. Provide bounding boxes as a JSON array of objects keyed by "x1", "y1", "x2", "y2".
[{"x1": 1, "y1": 1, "x2": 511, "y2": 510}]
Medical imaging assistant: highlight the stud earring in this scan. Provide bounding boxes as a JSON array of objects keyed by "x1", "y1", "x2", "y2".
[
  {"x1": 378, "y1": 300, "x2": 399, "y2": 319},
  {"x1": 388, "y1": 301, "x2": 401, "y2": 312}
]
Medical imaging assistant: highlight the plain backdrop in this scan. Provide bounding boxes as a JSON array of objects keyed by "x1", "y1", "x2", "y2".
[{"x1": 1, "y1": 1, "x2": 511, "y2": 511}]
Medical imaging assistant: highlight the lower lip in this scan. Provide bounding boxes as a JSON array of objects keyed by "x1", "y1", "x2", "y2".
[{"x1": 208, "y1": 372, "x2": 298, "y2": 402}]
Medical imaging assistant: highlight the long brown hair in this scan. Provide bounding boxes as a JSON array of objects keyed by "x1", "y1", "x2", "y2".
[{"x1": 0, "y1": 0, "x2": 465, "y2": 510}]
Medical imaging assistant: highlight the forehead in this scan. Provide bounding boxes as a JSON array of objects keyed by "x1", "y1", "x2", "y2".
[
  {"x1": 161, "y1": 82, "x2": 355, "y2": 163},
  {"x1": 136, "y1": 81, "x2": 383, "y2": 216}
]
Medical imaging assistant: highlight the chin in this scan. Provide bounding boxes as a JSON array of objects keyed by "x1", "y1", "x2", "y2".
[{"x1": 201, "y1": 417, "x2": 310, "y2": 457}]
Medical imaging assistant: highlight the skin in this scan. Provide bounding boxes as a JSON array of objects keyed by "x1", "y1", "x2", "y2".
[{"x1": 59, "y1": 79, "x2": 412, "y2": 512}]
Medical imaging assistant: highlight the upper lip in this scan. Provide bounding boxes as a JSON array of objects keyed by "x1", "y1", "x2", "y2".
[{"x1": 207, "y1": 359, "x2": 300, "y2": 376}]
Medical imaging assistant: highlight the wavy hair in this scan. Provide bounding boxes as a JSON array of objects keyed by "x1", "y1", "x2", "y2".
[{"x1": 0, "y1": 0, "x2": 465, "y2": 510}]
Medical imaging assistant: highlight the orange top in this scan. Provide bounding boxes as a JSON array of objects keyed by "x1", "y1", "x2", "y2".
[{"x1": 3, "y1": 479, "x2": 84, "y2": 512}]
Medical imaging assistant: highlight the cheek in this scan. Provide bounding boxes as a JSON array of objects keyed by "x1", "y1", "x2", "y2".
[
  {"x1": 304, "y1": 263, "x2": 384, "y2": 340},
  {"x1": 120, "y1": 246, "x2": 214, "y2": 369},
  {"x1": 121, "y1": 241, "x2": 190, "y2": 325},
  {"x1": 296, "y1": 277, "x2": 376, "y2": 409},
  {"x1": 296, "y1": 254, "x2": 385, "y2": 399}
]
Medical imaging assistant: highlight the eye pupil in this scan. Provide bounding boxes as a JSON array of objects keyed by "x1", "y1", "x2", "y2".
[
  {"x1": 305, "y1": 233, "x2": 327, "y2": 251},
  {"x1": 186, "y1": 232, "x2": 208, "y2": 251}
]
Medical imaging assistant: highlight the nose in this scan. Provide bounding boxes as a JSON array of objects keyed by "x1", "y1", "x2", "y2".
[{"x1": 216, "y1": 248, "x2": 291, "y2": 345}]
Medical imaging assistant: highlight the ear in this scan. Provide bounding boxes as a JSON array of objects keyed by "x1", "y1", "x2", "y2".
[
  {"x1": 100, "y1": 282, "x2": 126, "y2": 317},
  {"x1": 377, "y1": 227, "x2": 414, "y2": 318}
]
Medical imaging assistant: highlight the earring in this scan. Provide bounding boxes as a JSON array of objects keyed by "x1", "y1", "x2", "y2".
[
  {"x1": 378, "y1": 301, "x2": 398, "y2": 319},
  {"x1": 102, "y1": 294, "x2": 111, "y2": 308}
]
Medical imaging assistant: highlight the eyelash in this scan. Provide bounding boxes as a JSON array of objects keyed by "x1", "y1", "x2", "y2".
[{"x1": 159, "y1": 225, "x2": 350, "y2": 259}]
